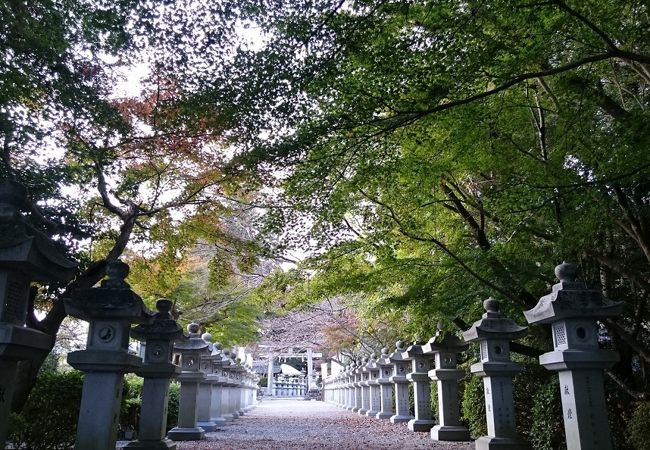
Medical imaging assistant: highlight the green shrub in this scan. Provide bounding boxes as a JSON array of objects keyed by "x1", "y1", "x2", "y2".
[
  {"x1": 120, "y1": 374, "x2": 181, "y2": 433},
  {"x1": 120, "y1": 374, "x2": 144, "y2": 432},
  {"x1": 408, "y1": 383, "x2": 415, "y2": 416},
  {"x1": 8, "y1": 370, "x2": 84, "y2": 450},
  {"x1": 429, "y1": 379, "x2": 438, "y2": 420},
  {"x1": 627, "y1": 401, "x2": 650, "y2": 450},
  {"x1": 167, "y1": 380, "x2": 180, "y2": 429},
  {"x1": 529, "y1": 377, "x2": 565, "y2": 450},
  {"x1": 461, "y1": 374, "x2": 486, "y2": 437}
]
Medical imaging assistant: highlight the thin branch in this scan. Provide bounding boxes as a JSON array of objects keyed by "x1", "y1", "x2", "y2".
[{"x1": 551, "y1": 0, "x2": 618, "y2": 50}]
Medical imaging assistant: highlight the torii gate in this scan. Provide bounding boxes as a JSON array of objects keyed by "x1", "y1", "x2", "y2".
[{"x1": 260, "y1": 346, "x2": 322, "y2": 396}]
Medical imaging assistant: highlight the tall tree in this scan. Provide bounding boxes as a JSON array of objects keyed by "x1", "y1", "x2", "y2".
[
  {"x1": 0, "y1": 0, "x2": 260, "y2": 410},
  {"x1": 187, "y1": 0, "x2": 650, "y2": 400}
]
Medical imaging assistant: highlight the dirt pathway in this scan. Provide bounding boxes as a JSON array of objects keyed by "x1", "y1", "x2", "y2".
[{"x1": 173, "y1": 398, "x2": 475, "y2": 450}]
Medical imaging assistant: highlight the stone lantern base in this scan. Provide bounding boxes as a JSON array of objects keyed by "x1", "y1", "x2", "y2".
[
  {"x1": 125, "y1": 437, "x2": 177, "y2": 450},
  {"x1": 475, "y1": 436, "x2": 530, "y2": 450},
  {"x1": 431, "y1": 424, "x2": 470, "y2": 441},
  {"x1": 407, "y1": 418, "x2": 435, "y2": 432},
  {"x1": 167, "y1": 427, "x2": 205, "y2": 441},
  {"x1": 389, "y1": 413, "x2": 413, "y2": 424}
]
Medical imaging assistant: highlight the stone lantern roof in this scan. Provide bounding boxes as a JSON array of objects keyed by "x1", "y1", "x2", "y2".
[
  {"x1": 365, "y1": 354, "x2": 378, "y2": 370},
  {"x1": 463, "y1": 298, "x2": 527, "y2": 342},
  {"x1": 388, "y1": 340, "x2": 408, "y2": 361},
  {"x1": 524, "y1": 262, "x2": 623, "y2": 325},
  {"x1": 130, "y1": 298, "x2": 184, "y2": 342},
  {"x1": 65, "y1": 261, "x2": 153, "y2": 323},
  {"x1": 401, "y1": 340, "x2": 426, "y2": 359},
  {"x1": 377, "y1": 347, "x2": 392, "y2": 366},
  {"x1": 423, "y1": 323, "x2": 468, "y2": 353},
  {"x1": 174, "y1": 323, "x2": 210, "y2": 351},
  {"x1": 0, "y1": 180, "x2": 77, "y2": 282}
]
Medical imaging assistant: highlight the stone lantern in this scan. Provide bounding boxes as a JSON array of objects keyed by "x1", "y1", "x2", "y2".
[
  {"x1": 65, "y1": 261, "x2": 154, "y2": 450},
  {"x1": 375, "y1": 348, "x2": 395, "y2": 419},
  {"x1": 402, "y1": 341, "x2": 435, "y2": 432},
  {"x1": 352, "y1": 362, "x2": 363, "y2": 412},
  {"x1": 0, "y1": 180, "x2": 76, "y2": 446},
  {"x1": 127, "y1": 298, "x2": 184, "y2": 450},
  {"x1": 388, "y1": 341, "x2": 414, "y2": 424},
  {"x1": 344, "y1": 365, "x2": 355, "y2": 410},
  {"x1": 167, "y1": 322, "x2": 210, "y2": 441},
  {"x1": 463, "y1": 298, "x2": 529, "y2": 450},
  {"x1": 196, "y1": 332, "x2": 217, "y2": 432},
  {"x1": 524, "y1": 262, "x2": 622, "y2": 450},
  {"x1": 225, "y1": 352, "x2": 241, "y2": 418},
  {"x1": 358, "y1": 356, "x2": 370, "y2": 415},
  {"x1": 422, "y1": 324, "x2": 470, "y2": 441},
  {"x1": 232, "y1": 355, "x2": 246, "y2": 416},
  {"x1": 365, "y1": 354, "x2": 381, "y2": 418},
  {"x1": 208, "y1": 342, "x2": 227, "y2": 427},
  {"x1": 217, "y1": 348, "x2": 235, "y2": 422}
]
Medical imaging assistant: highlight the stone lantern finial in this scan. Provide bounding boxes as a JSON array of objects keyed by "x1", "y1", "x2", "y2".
[
  {"x1": 188, "y1": 322, "x2": 200, "y2": 336},
  {"x1": 155, "y1": 298, "x2": 173, "y2": 318},
  {"x1": 555, "y1": 261, "x2": 578, "y2": 281},
  {"x1": 483, "y1": 297, "x2": 499, "y2": 314},
  {"x1": 101, "y1": 260, "x2": 130, "y2": 289}
]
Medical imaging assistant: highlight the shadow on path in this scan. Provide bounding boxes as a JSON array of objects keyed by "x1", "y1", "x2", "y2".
[{"x1": 174, "y1": 399, "x2": 475, "y2": 450}]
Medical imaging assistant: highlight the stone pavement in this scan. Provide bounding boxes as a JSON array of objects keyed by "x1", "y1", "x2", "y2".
[{"x1": 169, "y1": 398, "x2": 475, "y2": 450}]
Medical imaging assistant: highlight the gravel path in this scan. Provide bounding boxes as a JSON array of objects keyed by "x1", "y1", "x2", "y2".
[{"x1": 174, "y1": 399, "x2": 475, "y2": 450}]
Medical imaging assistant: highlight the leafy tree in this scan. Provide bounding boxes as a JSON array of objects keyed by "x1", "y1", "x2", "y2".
[
  {"x1": 185, "y1": 0, "x2": 650, "y2": 404},
  {"x1": 0, "y1": 0, "x2": 264, "y2": 411}
]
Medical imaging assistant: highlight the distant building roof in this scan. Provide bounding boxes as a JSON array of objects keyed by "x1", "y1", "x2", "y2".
[{"x1": 252, "y1": 360, "x2": 281, "y2": 375}]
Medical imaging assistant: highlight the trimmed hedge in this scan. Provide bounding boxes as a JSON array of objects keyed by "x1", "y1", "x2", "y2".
[
  {"x1": 9, "y1": 370, "x2": 181, "y2": 448},
  {"x1": 8, "y1": 370, "x2": 84, "y2": 450},
  {"x1": 627, "y1": 401, "x2": 650, "y2": 450}
]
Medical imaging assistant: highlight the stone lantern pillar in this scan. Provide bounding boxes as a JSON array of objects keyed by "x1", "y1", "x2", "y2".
[
  {"x1": 267, "y1": 354, "x2": 275, "y2": 396},
  {"x1": 524, "y1": 262, "x2": 622, "y2": 450},
  {"x1": 196, "y1": 332, "x2": 217, "y2": 432},
  {"x1": 359, "y1": 357, "x2": 370, "y2": 415},
  {"x1": 127, "y1": 298, "x2": 184, "y2": 450},
  {"x1": 463, "y1": 298, "x2": 530, "y2": 450},
  {"x1": 0, "y1": 181, "x2": 76, "y2": 447},
  {"x1": 65, "y1": 261, "x2": 153, "y2": 450},
  {"x1": 376, "y1": 348, "x2": 395, "y2": 420},
  {"x1": 389, "y1": 341, "x2": 414, "y2": 424},
  {"x1": 167, "y1": 322, "x2": 210, "y2": 441},
  {"x1": 402, "y1": 341, "x2": 435, "y2": 432},
  {"x1": 423, "y1": 324, "x2": 470, "y2": 441},
  {"x1": 366, "y1": 354, "x2": 381, "y2": 418}
]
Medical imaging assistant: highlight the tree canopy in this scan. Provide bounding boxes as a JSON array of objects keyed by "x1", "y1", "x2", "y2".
[
  {"x1": 2, "y1": 0, "x2": 650, "y2": 415},
  {"x1": 184, "y1": 0, "x2": 650, "y2": 398}
]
